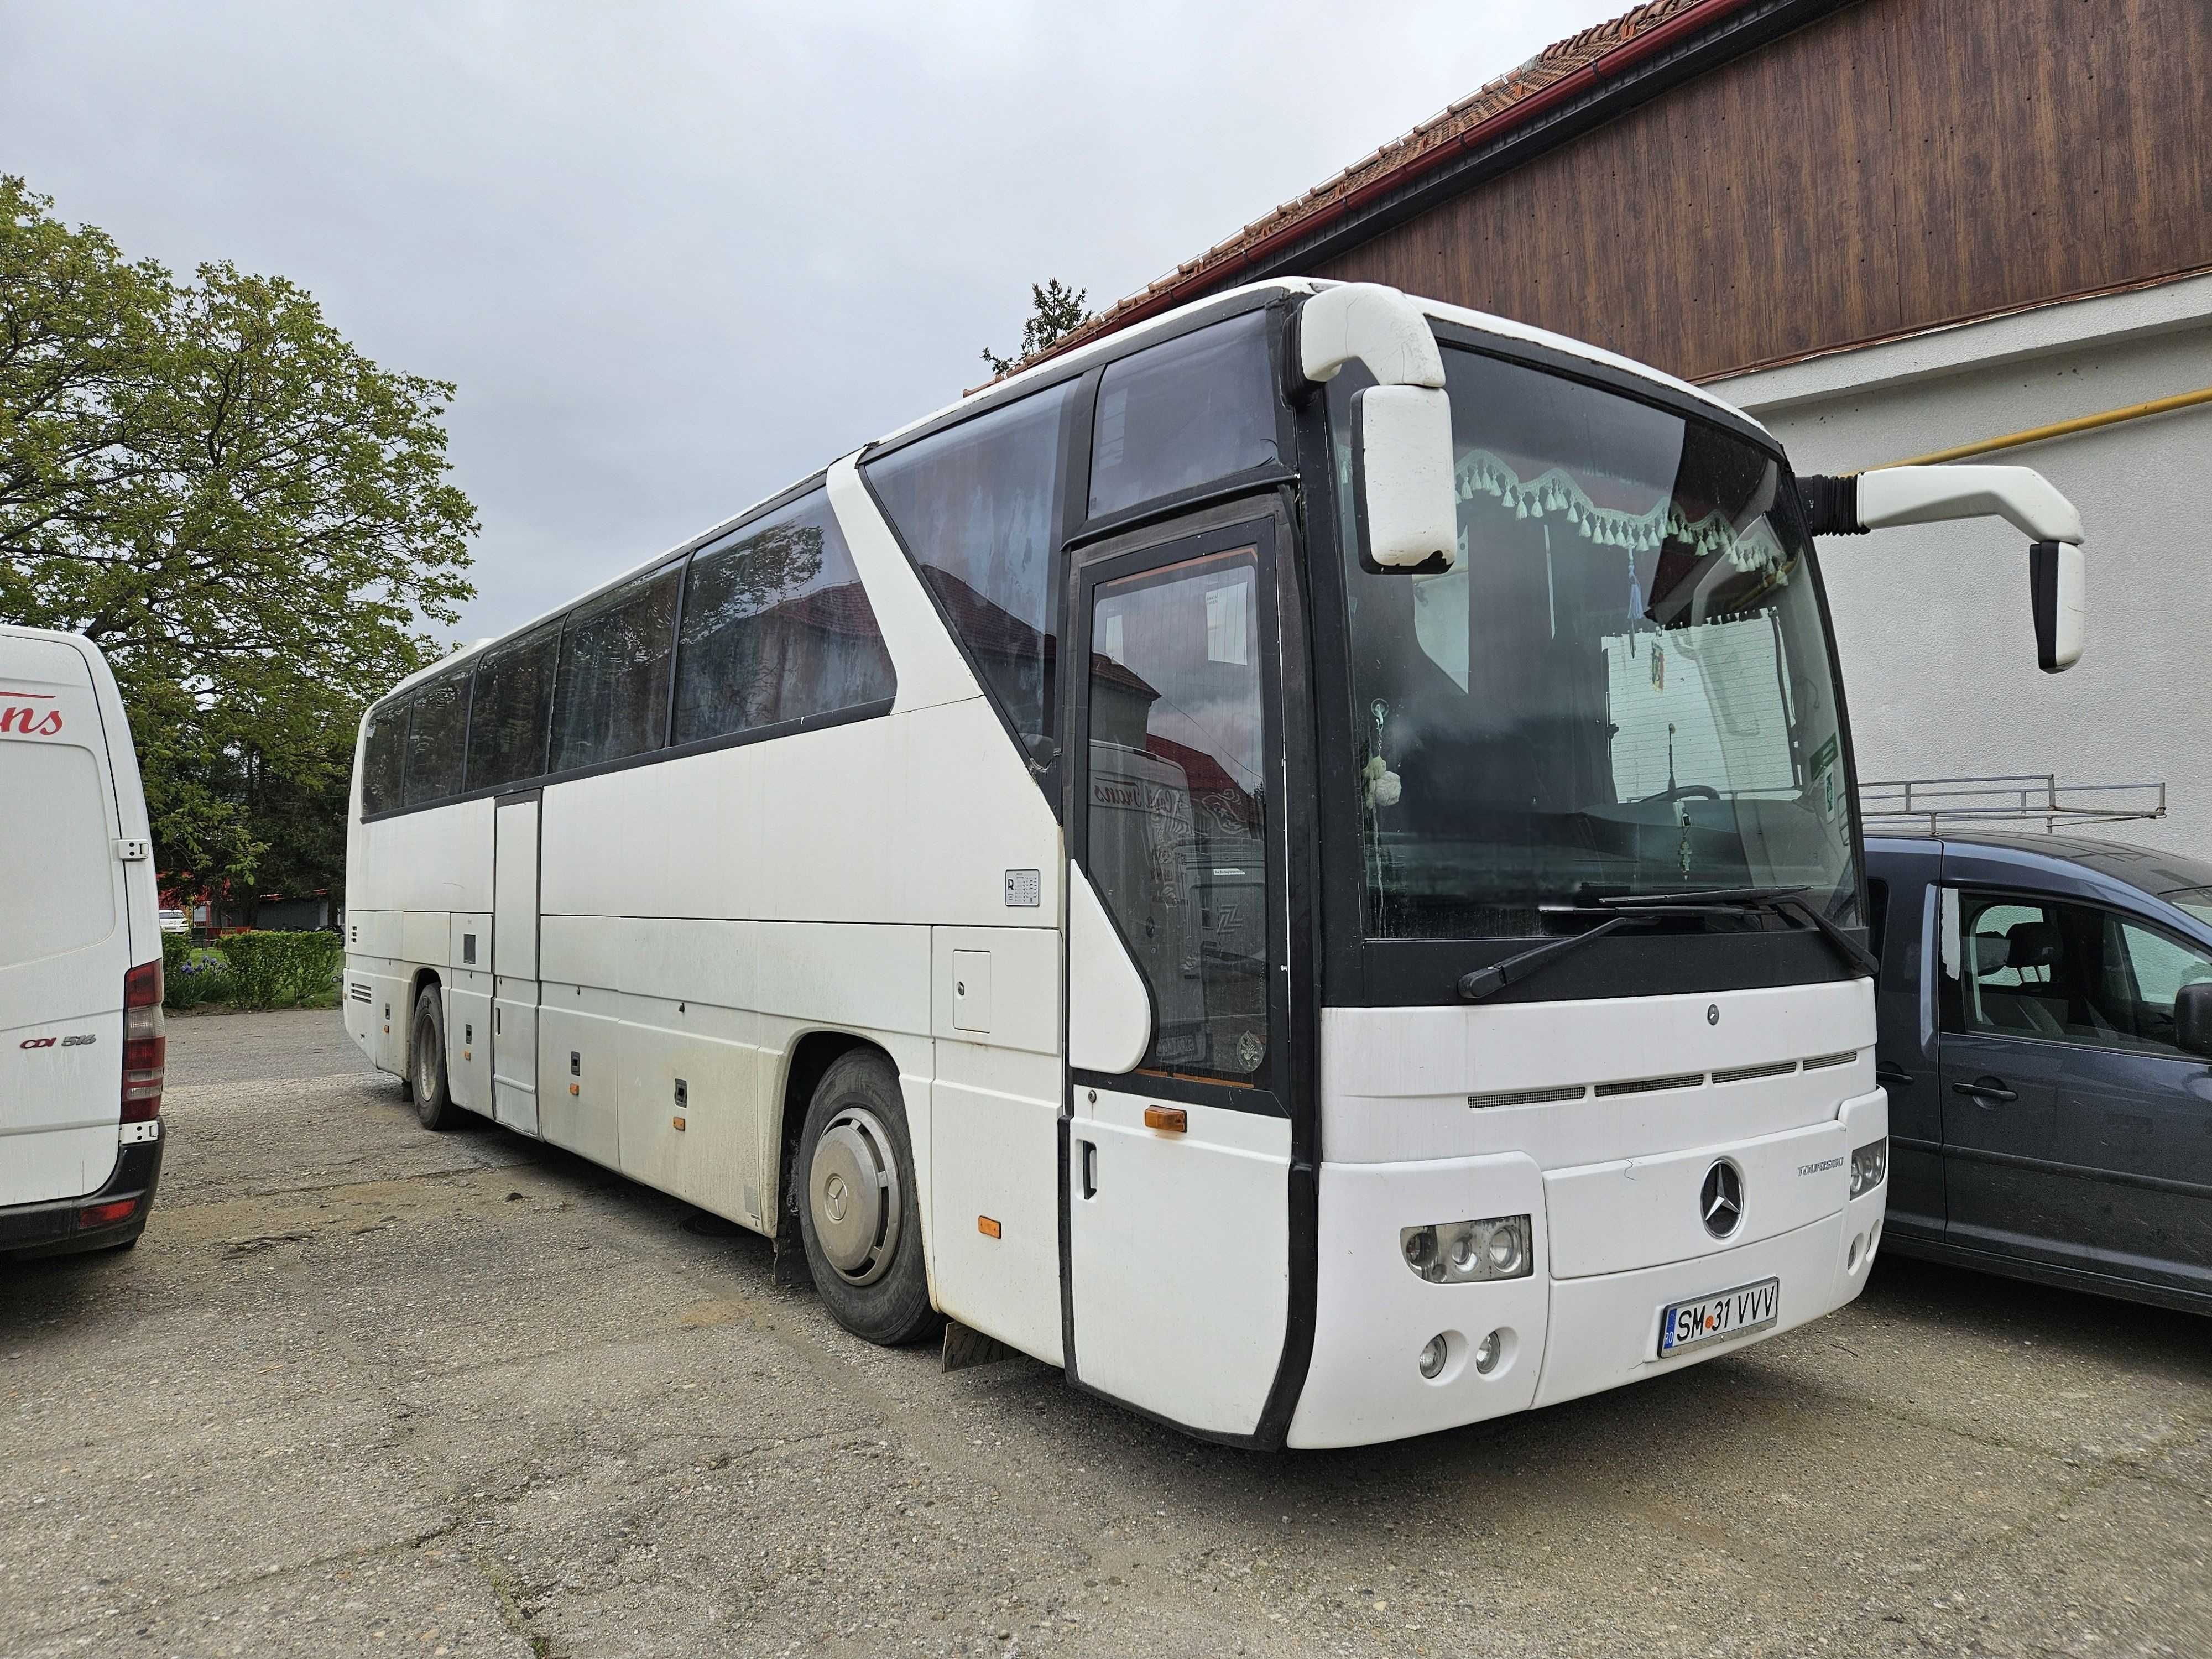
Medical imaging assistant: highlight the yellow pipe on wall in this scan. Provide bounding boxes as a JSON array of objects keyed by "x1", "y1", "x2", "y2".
[{"x1": 1877, "y1": 384, "x2": 2212, "y2": 469}]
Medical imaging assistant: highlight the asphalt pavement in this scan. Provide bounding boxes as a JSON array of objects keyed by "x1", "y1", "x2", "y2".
[{"x1": 4, "y1": 1009, "x2": 2208, "y2": 1657}]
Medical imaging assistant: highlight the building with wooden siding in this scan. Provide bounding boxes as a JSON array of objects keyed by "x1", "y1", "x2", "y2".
[{"x1": 1057, "y1": 0, "x2": 2212, "y2": 852}]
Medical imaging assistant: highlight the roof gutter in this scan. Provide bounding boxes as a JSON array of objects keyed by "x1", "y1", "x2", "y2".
[{"x1": 1036, "y1": 0, "x2": 1823, "y2": 366}]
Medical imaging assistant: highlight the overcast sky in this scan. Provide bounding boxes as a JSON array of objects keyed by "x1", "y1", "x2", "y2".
[{"x1": 4, "y1": 0, "x2": 1624, "y2": 642}]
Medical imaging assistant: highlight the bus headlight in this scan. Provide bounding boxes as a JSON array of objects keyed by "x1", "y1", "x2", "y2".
[
  {"x1": 1400, "y1": 1215, "x2": 1533, "y2": 1284},
  {"x1": 1850, "y1": 1137, "x2": 1889, "y2": 1198}
]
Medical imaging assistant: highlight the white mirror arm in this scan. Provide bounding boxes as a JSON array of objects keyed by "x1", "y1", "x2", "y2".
[
  {"x1": 1853, "y1": 465, "x2": 2085, "y2": 545},
  {"x1": 1297, "y1": 283, "x2": 1446, "y2": 391}
]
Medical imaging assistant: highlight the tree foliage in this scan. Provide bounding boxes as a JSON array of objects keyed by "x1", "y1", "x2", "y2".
[
  {"x1": 0, "y1": 176, "x2": 476, "y2": 907},
  {"x1": 981, "y1": 279, "x2": 1090, "y2": 377}
]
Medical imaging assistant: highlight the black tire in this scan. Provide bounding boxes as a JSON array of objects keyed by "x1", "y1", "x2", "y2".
[
  {"x1": 410, "y1": 986, "x2": 459, "y2": 1131},
  {"x1": 794, "y1": 1050, "x2": 939, "y2": 1347}
]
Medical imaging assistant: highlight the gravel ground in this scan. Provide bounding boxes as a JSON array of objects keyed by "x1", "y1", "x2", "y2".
[{"x1": 4, "y1": 1009, "x2": 2208, "y2": 1658}]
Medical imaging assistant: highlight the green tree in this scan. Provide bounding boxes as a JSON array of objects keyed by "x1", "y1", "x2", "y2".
[
  {"x1": 981, "y1": 278, "x2": 1090, "y2": 377},
  {"x1": 0, "y1": 176, "x2": 476, "y2": 911}
]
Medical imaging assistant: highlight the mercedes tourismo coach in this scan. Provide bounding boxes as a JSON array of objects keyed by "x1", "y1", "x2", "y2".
[{"x1": 343, "y1": 281, "x2": 2088, "y2": 1448}]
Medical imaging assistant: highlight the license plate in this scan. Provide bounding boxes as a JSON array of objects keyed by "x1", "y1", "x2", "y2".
[{"x1": 1657, "y1": 1277, "x2": 1780, "y2": 1358}]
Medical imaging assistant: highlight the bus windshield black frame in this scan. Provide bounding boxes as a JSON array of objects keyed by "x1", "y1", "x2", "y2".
[{"x1": 1310, "y1": 331, "x2": 1870, "y2": 1008}]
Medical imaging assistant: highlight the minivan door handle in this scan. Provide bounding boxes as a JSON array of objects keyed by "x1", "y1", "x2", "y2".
[
  {"x1": 1953, "y1": 1077, "x2": 2018, "y2": 1104},
  {"x1": 1875, "y1": 1061, "x2": 1912, "y2": 1089}
]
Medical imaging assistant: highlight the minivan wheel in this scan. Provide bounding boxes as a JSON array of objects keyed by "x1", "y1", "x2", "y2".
[
  {"x1": 410, "y1": 987, "x2": 458, "y2": 1131},
  {"x1": 794, "y1": 1051, "x2": 940, "y2": 1347}
]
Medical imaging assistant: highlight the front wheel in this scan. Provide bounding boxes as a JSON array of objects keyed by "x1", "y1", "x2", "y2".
[
  {"x1": 410, "y1": 987, "x2": 459, "y2": 1131},
  {"x1": 794, "y1": 1051, "x2": 939, "y2": 1347}
]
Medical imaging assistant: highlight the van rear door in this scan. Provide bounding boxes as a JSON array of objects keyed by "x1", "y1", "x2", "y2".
[{"x1": 0, "y1": 634, "x2": 133, "y2": 1206}]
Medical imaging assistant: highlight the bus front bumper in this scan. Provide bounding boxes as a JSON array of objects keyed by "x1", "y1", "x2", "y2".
[{"x1": 1286, "y1": 1092, "x2": 1888, "y2": 1449}]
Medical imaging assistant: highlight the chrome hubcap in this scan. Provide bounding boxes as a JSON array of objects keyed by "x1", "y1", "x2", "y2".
[{"x1": 808, "y1": 1105, "x2": 900, "y2": 1285}]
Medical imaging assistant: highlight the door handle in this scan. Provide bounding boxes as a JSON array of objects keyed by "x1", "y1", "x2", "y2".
[
  {"x1": 1079, "y1": 1140, "x2": 1098, "y2": 1199},
  {"x1": 1875, "y1": 1061, "x2": 1911, "y2": 1088},
  {"x1": 1952, "y1": 1077, "x2": 2018, "y2": 1104}
]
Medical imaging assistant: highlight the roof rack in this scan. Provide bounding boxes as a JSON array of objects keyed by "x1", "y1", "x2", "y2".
[{"x1": 1859, "y1": 774, "x2": 2168, "y2": 836}]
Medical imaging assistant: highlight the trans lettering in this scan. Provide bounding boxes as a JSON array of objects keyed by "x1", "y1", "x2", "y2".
[{"x1": 0, "y1": 704, "x2": 64, "y2": 736}]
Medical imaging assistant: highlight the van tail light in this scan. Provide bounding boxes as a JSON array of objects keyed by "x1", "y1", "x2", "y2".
[{"x1": 122, "y1": 959, "x2": 165, "y2": 1123}]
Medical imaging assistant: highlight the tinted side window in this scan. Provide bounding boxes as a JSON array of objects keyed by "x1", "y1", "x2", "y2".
[
  {"x1": 549, "y1": 565, "x2": 681, "y2": 774},
  {"x1": 1086, "y1": 547, "x2": 1270, "y2": 1082},
  {"x1": 672, "y1": 489, "x2": 896, "y2": 744},
  {"x1": 1088, "y1": 311, "x2": 1279, "y2": 519},
  {"x1": 361, "y1": 703, "x2": 407, "y2": 814},
  {"x1": 467, "y1": 624, "x2": 559, "y2": 790},
  {"x1": 866, "y1": 380, "x2": 1076, "y2": 744},
  {"x1": 404, "y1": 675, "x2": 469, "y2": 805}
]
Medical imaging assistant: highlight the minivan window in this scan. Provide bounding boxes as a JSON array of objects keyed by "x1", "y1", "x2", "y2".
[
  {"x1": 1087, "y1": 312, "x2": 1279, "y2": 519},
  {"x1": 548, "y1": 565, "x2": 682, "y2": 774},
  {"x1": 361, "y1": 703, "x2": 406, "y2": 813},
  {"x1": 672, "y1": 489, "x2": 895, "y2": 745},
  {"x1": 467, "y1": 624, "x2": 559, "y2": 790},
  {"x1": 1946, "y1": 890, "x2": 2212, "y2": 1056},
  {"x1": 867, "y1": 381, "x2": 1077, "y2": 745},
  {"x1": 404, "y1": 674, "x2": 469, "y2": 805}
]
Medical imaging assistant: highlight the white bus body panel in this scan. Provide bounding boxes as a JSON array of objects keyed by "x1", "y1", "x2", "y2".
[
  {"x1": 1289, "y1": 982, "x2": 1886, "y2": 1448},
  {"x1": 0, "y1": 629, "x2": 156, "y2": 1208},
  {"x1": 1069, "y1": 1089, "x2": 1290, "y2": 1436}
]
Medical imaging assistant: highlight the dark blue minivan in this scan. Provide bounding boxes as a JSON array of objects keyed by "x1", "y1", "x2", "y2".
[{"x1": 1865, "y1": 832, "x2": 2212, "y2": 1314}]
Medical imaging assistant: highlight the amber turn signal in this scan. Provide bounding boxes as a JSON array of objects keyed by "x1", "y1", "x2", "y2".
[
  {"x1": 1144, "y1": 1105, "x2": 1188, "y2": 1133},
  {"x1": 977, "y1": 1215, "x2": 1001, "y2": 1239},
  {"x1": 671, "y1": 1115, "x2": 686, "y2": 1132}
]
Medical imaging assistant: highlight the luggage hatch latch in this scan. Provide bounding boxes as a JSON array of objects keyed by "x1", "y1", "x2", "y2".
[{"x1": 113, "y1": 838, "x2": 150, "y2": 862}]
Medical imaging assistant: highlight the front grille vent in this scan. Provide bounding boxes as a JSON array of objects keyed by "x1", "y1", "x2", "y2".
[
  {"x1": 1803, "y1": 1049, "x2": 1859, "y2": 1071},
  {"x1": 1594, "y1": 1072, "x2": 1705, "y2": 1098},
  {"x1": 1467, "y1": 1083, "x2": 1589, "y2": 1109},
  {"x1": 1712, "y1": 1059, "x2": 1799, "y2": 1084}
]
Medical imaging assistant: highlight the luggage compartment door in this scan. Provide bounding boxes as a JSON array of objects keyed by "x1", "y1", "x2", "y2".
[{"x1": 492, "y1": 796, "x2": 542, "y2": 1135}]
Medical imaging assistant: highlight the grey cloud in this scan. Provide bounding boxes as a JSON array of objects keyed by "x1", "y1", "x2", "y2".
[{"x1": 3, "y1": 0, "x2": 1624, "y2": 643}]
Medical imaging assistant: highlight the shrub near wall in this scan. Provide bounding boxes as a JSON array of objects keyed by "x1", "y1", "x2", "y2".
[{"x1": 161, "y1": 930, "x2": 343, "y2": 1010}]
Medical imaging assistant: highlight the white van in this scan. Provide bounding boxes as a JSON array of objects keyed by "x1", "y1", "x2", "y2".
[{"x1": 0, "y1": 627, "x2": 165, "y2": 1258}]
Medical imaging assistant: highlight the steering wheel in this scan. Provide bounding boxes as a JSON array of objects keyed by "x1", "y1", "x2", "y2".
[{"x1": 1637, "y1": 784, "x2": 1721, "y2": 805}]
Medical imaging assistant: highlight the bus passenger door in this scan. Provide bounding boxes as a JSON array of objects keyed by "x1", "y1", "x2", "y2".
[
  {"x1": 1063, "y1": 517, "x2": 1303, "y2": 1443},
  {"x1": 492, "y1": 794, "x2": 542, "y2": 1135}
]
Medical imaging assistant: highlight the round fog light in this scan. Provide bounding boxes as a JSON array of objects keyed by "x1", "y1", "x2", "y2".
[
  {"x1": 1418, "y1": 1333, "x2": 1448, "y2": 1380},
  {"x1": 1474, "y1": 1329, "x2": 1503, "y2": 1376}
]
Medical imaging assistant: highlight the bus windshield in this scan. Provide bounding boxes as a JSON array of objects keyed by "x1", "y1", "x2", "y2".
[{"x1": 1333, "y1": 346, "x2": 1859, "y2": 941}]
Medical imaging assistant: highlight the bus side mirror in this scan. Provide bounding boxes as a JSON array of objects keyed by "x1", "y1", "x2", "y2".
[
  {"x1": 2175, "y1": 981, "x2": 2212, "y2": 1059},
  {"x1": 1352, "y1": 383, "x2": 1457, "y2": 571},
  {"x1": 2029, "y1": 540, "x2": 2085, "y2": 674}
]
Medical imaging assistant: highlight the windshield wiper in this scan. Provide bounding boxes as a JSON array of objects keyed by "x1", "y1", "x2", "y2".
[
  {"x1": 1596, "y1": 886, "x2": 1877, "y2": 978},
  {"x1": 1458, "y1": 915, "x2": 1651, "y2": 1004}
]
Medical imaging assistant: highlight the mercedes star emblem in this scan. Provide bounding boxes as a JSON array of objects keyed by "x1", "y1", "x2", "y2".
[{"x1": 1700, "y1": 1160, "x2": 1744, "y2": 1239}]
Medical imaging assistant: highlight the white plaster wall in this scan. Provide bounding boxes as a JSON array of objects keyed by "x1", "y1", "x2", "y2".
[{"x1": 1713, "y1": 275, "x2": 2212, "y2": 861}]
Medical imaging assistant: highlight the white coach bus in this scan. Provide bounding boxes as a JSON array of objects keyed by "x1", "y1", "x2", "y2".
[{"x1": 344, "y1": 281, "x2": 2088, "y2": 1448}]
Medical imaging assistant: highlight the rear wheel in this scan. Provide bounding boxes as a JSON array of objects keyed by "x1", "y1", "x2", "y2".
[
  {"x1": 795, "y1": 1050, "x2": 938, "y2": 1347},
  {"x1": 410, "y1": 987, "x2": 458, "y2": 1131}
]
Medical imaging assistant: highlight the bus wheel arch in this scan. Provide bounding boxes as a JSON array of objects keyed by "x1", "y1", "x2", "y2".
[
  {"x1": 784, "y1": 1039, "x2": 940, "y2": 1347},
  {"x1": 406, "y1": 972, "x2": 458, "y2": 1131}
]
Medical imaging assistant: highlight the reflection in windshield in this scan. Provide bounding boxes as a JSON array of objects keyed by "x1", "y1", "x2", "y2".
[{"x1": 1334, "y1": 348, "x2": 1860, "y2": 941}]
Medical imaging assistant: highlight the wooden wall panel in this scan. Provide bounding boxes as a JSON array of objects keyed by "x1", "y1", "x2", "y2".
[{"x1": 1313, "y1": 0, "x2": 2212, "y2": 382}]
